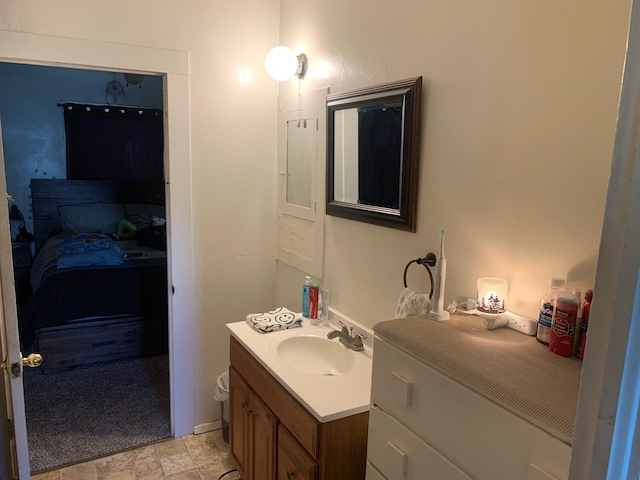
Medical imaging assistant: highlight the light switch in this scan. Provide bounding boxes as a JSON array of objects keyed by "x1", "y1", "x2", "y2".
[
  {"x1": 386, "y1": 441, "x2": 408, "y2": 477},
  {"x1": 390, "y1": 371, "x2": 413, "y2": 406}
]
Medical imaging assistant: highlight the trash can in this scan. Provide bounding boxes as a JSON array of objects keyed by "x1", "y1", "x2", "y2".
[{"x1": 214, "y1": 371, "x2": 230, "y2": 444}]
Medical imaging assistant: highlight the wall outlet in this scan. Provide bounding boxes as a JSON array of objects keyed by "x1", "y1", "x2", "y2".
[{"x1": 504, "y1": 311, "x2": 537, "y2": 336}]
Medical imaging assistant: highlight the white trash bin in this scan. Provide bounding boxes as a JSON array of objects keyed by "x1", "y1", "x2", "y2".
[{"x1": 214, "y1": 371, "x2": 230, "y2": 444}]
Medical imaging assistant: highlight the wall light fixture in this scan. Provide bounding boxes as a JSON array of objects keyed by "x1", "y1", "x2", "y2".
[{"x1": 265, "y1": 46, "x2": 308, "y2": 81}]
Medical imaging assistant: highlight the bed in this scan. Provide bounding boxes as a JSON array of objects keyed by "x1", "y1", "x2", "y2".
[{"x1": 19, "y1": 179, "x2": 169, "y2": 373}]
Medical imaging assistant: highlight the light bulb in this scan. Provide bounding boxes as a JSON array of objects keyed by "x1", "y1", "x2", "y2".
[{"x1": 265, "y1": 46, "x2": 299, "y2": 81}]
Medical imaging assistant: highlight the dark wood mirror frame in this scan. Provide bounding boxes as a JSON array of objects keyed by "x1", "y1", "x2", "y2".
[{"x1": 326, "y1": 76, "x2": 422, "y2": 232}]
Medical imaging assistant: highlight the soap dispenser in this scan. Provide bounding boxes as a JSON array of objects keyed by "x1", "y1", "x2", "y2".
[{"x1": 302, "y1": 276, "x2": 312, "y2": 317}]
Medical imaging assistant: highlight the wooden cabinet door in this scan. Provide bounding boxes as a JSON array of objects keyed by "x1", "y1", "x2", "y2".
[
  {"x1": 250, "y1": 390, "x2": 278, "y2": 480},
  {"x1": 278, "y1": 425, "x2": 318, "y2": 480},
  {"x1": 230, "y1": 367, "x2": 252, "y2": 479}
]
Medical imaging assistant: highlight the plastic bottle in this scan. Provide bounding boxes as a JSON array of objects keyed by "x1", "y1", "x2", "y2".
[
  {"x1": 572, "y1": 289, "x2": 583, "y2": 356},
  {"x1": 302, "y1": 276, "x2": 312, "y2": 318},
  {"x1": 577, "y1": 289, "x2": 593, "y2": 360},
  {"x1": 549, "y1": 287, "x2": 579, "y2": 357},
  {"x1": 536, "y1": 277, "x2": 566, "y2": 345},
  {"x1": 309, "y1": 284, "x2": 320, "y2": 323}
]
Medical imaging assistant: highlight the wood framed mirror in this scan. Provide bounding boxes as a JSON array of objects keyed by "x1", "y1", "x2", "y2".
[{"x1": 326, "y1": 76, "x2": 422, "y2": 232}]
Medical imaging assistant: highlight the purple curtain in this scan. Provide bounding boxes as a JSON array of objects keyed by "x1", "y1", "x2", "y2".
[{"x1": 62, "y1": 103, "x2": 164, "y2": 181}]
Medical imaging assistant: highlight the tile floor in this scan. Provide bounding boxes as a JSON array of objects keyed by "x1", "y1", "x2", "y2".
[{"x1": 31, "y1": 429, "x2": 241, "y2": 480}]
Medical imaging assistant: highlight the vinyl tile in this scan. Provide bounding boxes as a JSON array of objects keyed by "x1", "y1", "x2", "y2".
[{"x1": 32, "y1": 431, "x2": 238, "y2": 480}]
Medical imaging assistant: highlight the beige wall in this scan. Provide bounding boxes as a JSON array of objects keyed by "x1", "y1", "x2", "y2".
[
  {"x1": 276, "y1": 0, "x2": 632, "y2": 327},
  {"x1": 0, "y1": 0, "x2": 280, "y2": 427},
  {"x1": 0, "y1": 0, "x2": 633, "y2": 434}
]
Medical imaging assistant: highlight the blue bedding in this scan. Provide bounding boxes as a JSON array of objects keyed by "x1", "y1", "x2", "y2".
[
  {"x1": 60, "y1": 233, "x2": 113, "y2": 255},
  {"x1": 57, "y1": 243, "x2": 123, "y2": 269}
]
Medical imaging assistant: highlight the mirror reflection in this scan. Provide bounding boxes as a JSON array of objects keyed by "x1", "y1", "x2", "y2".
[
  {"x1": 327, "y1": 77, "x2": 422, "y2": 231},
  {"x1": 286, "y1": 119, "x2": 314, "y2": 208},
  {"x1": 333, "y1": 103, "x2": 403, "y2": 208}
]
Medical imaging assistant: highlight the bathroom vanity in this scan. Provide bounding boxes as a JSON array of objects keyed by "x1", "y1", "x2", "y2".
[
  {"x1": 227, "y1": 319, "x2": 372, "y2": 480},
  {"x1": 367, "y1": 314, "x2": 582, "y2": 480}
]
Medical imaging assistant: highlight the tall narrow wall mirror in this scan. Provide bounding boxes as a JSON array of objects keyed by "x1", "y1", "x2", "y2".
[{"x1": 326, "y1": 76, "x2": 422, "y2": 231}]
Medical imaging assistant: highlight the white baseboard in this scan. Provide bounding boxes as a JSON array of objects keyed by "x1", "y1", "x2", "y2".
[{"x1": 194, "y1": 420, "x2": 222, "y2": 435}]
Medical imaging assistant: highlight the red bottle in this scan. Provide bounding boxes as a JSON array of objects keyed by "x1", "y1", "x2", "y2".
[
  {"x1": 309, "y1": 284, "x2": 319, "y2": 319},
  {"x1": 577, "y1": 290, "x2": 593, "y2": 360},
  {"x1": 549, "y1": 293, "x2": 579, "y2": 357}
]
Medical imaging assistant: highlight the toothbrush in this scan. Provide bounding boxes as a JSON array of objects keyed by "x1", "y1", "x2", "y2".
[{"x1": 430, "y1": 229, "x2": 451, "y2": 321}]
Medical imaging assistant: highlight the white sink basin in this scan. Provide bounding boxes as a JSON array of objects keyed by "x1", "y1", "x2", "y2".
[
  {"x1": 271, "y1": 333, "x2": 356, "y2": 376},
  {"x1": 227, "y1": 317, "x2": 373, "y2": 422}
]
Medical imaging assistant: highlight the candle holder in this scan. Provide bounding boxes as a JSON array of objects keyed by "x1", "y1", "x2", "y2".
[{"x1": 476, "y1": 277, "x2": 508, "y2": 316}]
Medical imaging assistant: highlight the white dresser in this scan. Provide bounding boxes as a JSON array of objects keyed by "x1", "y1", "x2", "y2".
[{"x1": 366, "y1": 314, "x2": 582, "y2": 480}]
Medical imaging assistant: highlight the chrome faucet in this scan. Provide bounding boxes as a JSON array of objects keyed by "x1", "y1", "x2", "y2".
[{"x1": 327, "y1": 321, "x2": 367, "y2": 352}]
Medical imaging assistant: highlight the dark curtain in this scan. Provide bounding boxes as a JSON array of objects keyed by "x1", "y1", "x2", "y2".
[
  {"x1": 358, "y1": 106, "x2": 403, "y2": 208},
  {"x1": 62, "y1": 103, "x2": 164, "y2": 181}
]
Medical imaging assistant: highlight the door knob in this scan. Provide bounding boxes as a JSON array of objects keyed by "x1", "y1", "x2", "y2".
[
  {"x1": 1, "y1": 353, "x2": 43, "y2": 378},
  {"x1": 22, "y1": 353, "x2": 43, "y2": 368}
]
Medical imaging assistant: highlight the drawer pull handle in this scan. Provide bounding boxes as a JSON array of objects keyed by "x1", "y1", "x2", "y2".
[
  {"x1": 286, "y1": 472, "x2": 295, "y2": 479},
  {"x1": 245, "y1": 407, "x2": 252, "y2": 415},
  {"x1": 240, "y1": 401, "x2": 247, "y2": 408},
  {"x1": 387, "y1": 441, "x2": 408, "y2": 477},
  {"x1": 391, "y1": 372, "x2": 413, "y2": 406}
]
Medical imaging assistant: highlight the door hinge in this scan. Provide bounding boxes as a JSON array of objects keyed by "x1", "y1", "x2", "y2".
[
  {"x1": 172, "y1": 285, "x2": 175, "y2": 295},
  {"x1": 0, "y1": 358, "x2": 21, "y2": 378},
  {"x1": 6, "y1": 418, "x2": 14, "y2": 440}
]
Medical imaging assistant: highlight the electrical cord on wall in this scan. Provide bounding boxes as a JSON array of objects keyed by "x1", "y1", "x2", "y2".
[{"x1": 217, "y1": 468, "x2": 238, "y2": 480}]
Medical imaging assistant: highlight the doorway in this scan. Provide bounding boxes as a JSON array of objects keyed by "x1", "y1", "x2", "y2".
[
  {"x1": 0, "y1": 62, "x2": 171, "y2": 472},
  {"x1": 0, "y1": 30, "x2": 194, "y2": 479}
]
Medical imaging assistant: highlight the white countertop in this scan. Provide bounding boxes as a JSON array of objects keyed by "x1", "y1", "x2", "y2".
[{"x1": 227, "y1": 318, "x2": 373, "y2": 423}]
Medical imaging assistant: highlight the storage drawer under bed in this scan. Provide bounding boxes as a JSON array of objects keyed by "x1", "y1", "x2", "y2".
[{"x1": 36, "y1": 315, "x2": 168, "y2": 372}]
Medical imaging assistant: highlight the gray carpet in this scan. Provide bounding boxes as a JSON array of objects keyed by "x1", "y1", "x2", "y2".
[{"x1": 23, "y1": 355, "x2": 171, "y2": 473}]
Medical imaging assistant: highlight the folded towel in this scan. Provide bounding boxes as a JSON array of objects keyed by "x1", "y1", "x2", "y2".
[
  {"x1": 246, "y1": 307, "x2": 303, "y2": 333},
  {"x1": 395, "y1": 287, "x2": 431, "y2": 318}
]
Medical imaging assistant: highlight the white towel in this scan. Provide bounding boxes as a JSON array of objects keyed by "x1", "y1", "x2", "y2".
[
  {"x1": 395, "y1": 287, "x2": 431, "y2": 318},
  {"x1": 246, "y1": 307, "x2": 303, "y2": 333}
]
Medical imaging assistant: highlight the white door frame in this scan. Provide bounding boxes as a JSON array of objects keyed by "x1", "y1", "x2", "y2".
[
  {"x1": 570, "y1": 1, "x2": 640, "y2": 478},
  {"x1": 0, "y1": 30, "x2": 195, "y2": 478}
]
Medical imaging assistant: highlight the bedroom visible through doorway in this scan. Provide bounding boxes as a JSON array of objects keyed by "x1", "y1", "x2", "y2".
[{"x1": 0, "y1": 61, "x2": 171, "y2": 473}]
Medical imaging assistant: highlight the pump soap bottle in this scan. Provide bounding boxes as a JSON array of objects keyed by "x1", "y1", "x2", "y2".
[{"x1": 302, "y1": 276, "x2": 312, "y2": 318}]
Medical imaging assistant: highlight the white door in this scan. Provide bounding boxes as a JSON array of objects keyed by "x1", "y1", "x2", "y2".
[{"x1": 0, "y1": 117, "x2": 33, "y2": 479}]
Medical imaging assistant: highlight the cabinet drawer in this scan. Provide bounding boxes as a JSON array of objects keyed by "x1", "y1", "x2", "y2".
[
  {"x1": 367, "y1": 406, "x2": 472, "y2": 480},
  {"x1": 278, "y1": 425, "x2": 318, "y2": 480},
  {"x1": 371, "y1": 337, "x2": 570, "y2": 480},
  {"x1": 366, "y1": 463, "x2": 387, "y2": 480}
]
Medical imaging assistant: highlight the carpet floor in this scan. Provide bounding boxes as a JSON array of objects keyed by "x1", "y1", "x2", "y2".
[{"x1": 23, "y1": 355, "x2": 171, "y2": 473}]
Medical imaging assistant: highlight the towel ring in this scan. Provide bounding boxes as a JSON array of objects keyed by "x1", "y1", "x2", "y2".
[{"x1": 403, "y1": 253, "x2": 437, "y2": 299}]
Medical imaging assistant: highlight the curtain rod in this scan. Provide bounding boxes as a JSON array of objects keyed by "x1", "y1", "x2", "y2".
[{"x1": 57, "y1": 102, "x2": 162, "y2": 112}]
